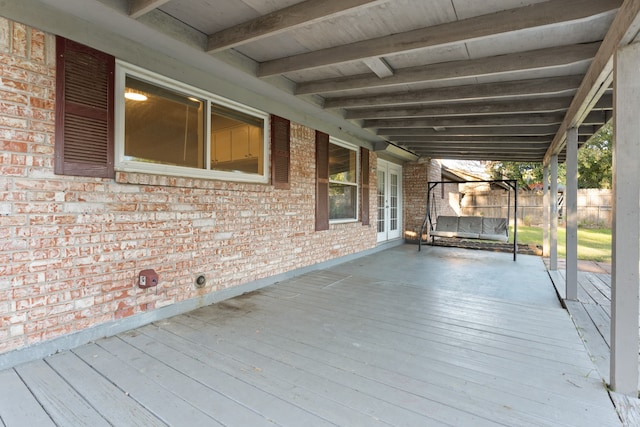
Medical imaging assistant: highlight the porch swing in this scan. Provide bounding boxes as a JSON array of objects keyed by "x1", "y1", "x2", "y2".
[{"x1": 418, "y1": 180, "x2": 518, "y2": 261}]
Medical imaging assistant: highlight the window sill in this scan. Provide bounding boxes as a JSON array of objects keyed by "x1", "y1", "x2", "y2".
[
  {"x1": 329, "y1": 219, "x2": 359, "y2": 225},
  {"x1": 115, "y1": 171, "x2": 269, "y2": 191}
]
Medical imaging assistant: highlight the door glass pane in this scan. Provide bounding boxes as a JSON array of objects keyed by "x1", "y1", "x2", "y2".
[
  {"x1": 377, "y1": 171, "x2": 385, "y2": 233},
  {"x1": 390, "y1": 173, "x2": 398, "y2": 231}
]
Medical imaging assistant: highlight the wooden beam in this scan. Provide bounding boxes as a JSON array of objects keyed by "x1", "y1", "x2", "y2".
[
  {"x1": 403, "y1": 143, "x2": 550, "y2": 150},
  {"x1": 258, "y1": 0, "x2": 621, "y2": 77},
  {"x1": 345, "y1": 97, "x2": 575, "y2": 119},
  {"x1": 378, "y1": 125, "x2": 560, "y2": 137},
  {"x1": 544, "y1": 0, "x2": 640, "y2": 164},
  {"x1": 389, "y1": 135, "x2": 551, "y2": 143},
  {"x1": 410, "y1": 150, "x2": 548, "y2": 161},
  {"x1": 129, "y1": 0, "x2": 171, "y2": 19},
  {"x1": 363, "y1": 113, "x2": 565, "y2": 129},
  {"x1": 297, "y1": 43, "x2": 600, "y2": 95},
  {"x1": 325, "y1": 75, "x2": 583, "y2": 108},
  {"x1": 362, "y1": 57, "x2": 394, "y2": 78},
  {"x1": 207, "y1": 0, "x2": 382, "y2": 53}
]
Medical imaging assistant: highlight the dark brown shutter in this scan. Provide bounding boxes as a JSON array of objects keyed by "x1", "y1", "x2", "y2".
[
  {"x1": 55, "y1": 37, "x2": 115, "y2": 178},
  {"x1": 315, "y1": 131, "x2": 330, "y2": 231},
  {"x1": 361, "y1": 147, "x2": 370, "y2": 226},
  {"x1": 270, "y1": 115, "x2": 290, "y2": 189}
]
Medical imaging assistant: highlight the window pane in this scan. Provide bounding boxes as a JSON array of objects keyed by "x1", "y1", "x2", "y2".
[
  {"x1": 211, "y1": 104, "x2": 264, "y2": 175},
  {"x1": 124, "y1": 76, "x2": 204, "y2": 168},
  {"x1": 329, "y1": 144, "x2": 356, "y2": 183},
  {"x1": 330, "y1": 183, "x2": 357, "y2": 220}
]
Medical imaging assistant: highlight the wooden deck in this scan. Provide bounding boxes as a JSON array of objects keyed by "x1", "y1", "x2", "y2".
[
  {"x1": 0, "y1": 245, "x2": 623, "y2": 426},
  {"x1": 546, "y1": 260, "x2": 640, "y2": 426}
]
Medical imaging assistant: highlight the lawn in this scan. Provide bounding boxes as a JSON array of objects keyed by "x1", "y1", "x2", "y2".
[{"x1": 510, "y1": 226, "x2": 612, "y2": 262}]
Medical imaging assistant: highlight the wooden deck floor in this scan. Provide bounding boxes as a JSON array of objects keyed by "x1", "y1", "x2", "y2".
[
  {"x1": 0, "y1": 245, "x2": 622, "y2": 426},
  {"x1": 546, "y1": 261, "x2": 640, "y2": 426}
]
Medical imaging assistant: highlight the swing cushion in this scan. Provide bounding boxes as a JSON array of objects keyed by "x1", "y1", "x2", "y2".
[
  {"x1": 432, "y1": 216, "x2": 459, "y2": 237},
  {"x1": 431, "y1": 216, "x2": 509, "y2": 242},
  {"x1": 480, "y1": 217, "x2": 509, "y2": 242},
  {"x1": 456, "y1": 216, "x2": 483, "y2": 238}
]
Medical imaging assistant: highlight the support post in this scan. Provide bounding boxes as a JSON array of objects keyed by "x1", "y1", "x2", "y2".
[
  {"x1": 513, "y1": 181, "x2": 517, "y2": 262},
  {"x1": 610, "y1": 42, "x2": 640, "y2": 396},
  {"x1": 566, "y1": 127, "x2": 579, "y2": 301},
  {"x1": 549, "y1": 155, "x2": 558, "y2": 271},
  {"x1": 543, "y1": 165, "x2": 550, "y2": 256}
]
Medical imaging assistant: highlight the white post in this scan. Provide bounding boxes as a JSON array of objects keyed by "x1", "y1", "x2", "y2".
[
  {"x1": 543, "y1": 165, "x2": 550, "y2": 257},
  {"x1": 549, "y1": 154, "x2": 558, "y2": 271},
  {"x1": 566, "y1": 128, "x2": 579, "y2": 301},
  {"x1": 610, "y1": 42, "x2": 640, "y2": 395}
]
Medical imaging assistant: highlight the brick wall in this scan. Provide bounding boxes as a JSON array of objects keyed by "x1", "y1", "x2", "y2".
[
  {"x1": 403, "y1": 159, "x2": 460, "y2": 240},
  {"x1": 0, "y1": 20, "x2": 377, "y2": 355}
]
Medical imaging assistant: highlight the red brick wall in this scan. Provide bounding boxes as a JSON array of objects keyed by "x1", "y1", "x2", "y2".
[
  {"x1": 402, "y1": 159, "x2": 430, "y2": 240},
  {"x1": 0, "y1": 20, "x2": 377, "y2": 355},
  {"x1": 403, "y1": 159, "x2": 459, "y2": 240}
]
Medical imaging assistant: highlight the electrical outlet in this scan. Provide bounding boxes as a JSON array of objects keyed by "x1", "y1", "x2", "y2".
[{"x1": 138, "y1": 269, "x2": 159, "y2": 289}]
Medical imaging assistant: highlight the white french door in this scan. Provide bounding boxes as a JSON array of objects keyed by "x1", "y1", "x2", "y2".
[{"x1": 377, "y1": 160, "x2": 402, "y2": 242}]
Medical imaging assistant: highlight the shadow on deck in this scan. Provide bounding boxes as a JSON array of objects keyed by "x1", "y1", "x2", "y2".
[{"x1": 0, "y1": 245, "x2": 623, "y2": 426}]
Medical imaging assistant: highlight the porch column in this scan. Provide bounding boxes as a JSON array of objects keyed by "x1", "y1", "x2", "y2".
[
  {"x1": 565, "y1": 128, "x2": 578, "y2": 301},
  {"x1": 543, "y1": 165, "x2": 550, "y2": 256},
  {"x1": 610, "y1": 42, "x2": 640, "y2": 395},
  {"x1": 549, "y1": 154, "x2": 558, "y2": 271}
]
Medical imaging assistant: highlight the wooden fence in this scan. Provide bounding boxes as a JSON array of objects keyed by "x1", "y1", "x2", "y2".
[{"x1": 460, "y1": 189, "x2": 612, "y2": 228}]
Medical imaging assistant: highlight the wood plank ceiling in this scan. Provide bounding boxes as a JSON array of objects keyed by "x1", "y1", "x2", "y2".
[{"x1": 127, "y1": 0, "x2": 621, "y2": 162}]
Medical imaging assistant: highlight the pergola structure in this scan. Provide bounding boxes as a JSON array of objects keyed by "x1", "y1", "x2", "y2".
[{"x1": 3, "y1": 0, "x2": 640, "y2": 395}]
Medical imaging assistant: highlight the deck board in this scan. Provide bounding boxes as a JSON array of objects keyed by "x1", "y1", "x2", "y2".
[
  {"x1": 0, "y1": 368, "x2": 55, "y2": 427},
  {"x1": 14, "y1": 360, "x2": 111, "y2": 426},
  {"x1": 45, "y1": 351, "x2": 167, "y2": 426},
  {"x1": 0, "y1": 246, "x2": 624, "y2": 426},
  {"x1": 73, "y1": 342, "x2": 225, "y2": 426},
  {"x1": 547, "y1": 260, "x2": 640, "y2": 423}
]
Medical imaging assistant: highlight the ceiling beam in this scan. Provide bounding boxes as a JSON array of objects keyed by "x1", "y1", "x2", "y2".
[
  {"x1": 128, "y1": 0, "x2": 171, "y2": 19},
  {"x1": 412, "y1": 151, "x2": 548, "y2": 161},
  {"x1": 361, "y1": 57, "x2": 394, "y2": 78},
  {"x1": 404, "y1": 144, "x2": 550, "y2": 151},
  {"x1": 324, "y1": 75, "x2": 583, "y2": 108},
  {"x1": 378, "y1": 126, "x2": 561, "y2": 137},
  {"x1": 207, "y1": 0, "x2": 382, "y2": 53},
  {"x1": 344, "y1": 97, "x2": 575, "y2": 119},
  {"x1": 258, "y1": 0, "x2": 621, "y2": 77},
  {"x1": 389, "y1": 135, "x2": 552, "y2": 143},
  {"x1": 296, "y1": 43, "x2": 600, "y2": 95},
  {"x1": 545, "y1": 0, "x2": 640, "y2": 163},
  {"x1": 363, "y1": 113, "x2": 566, "y2": 129},
  {"x1": 408, "y1": 146, "x2": 549, "y2": 153}
]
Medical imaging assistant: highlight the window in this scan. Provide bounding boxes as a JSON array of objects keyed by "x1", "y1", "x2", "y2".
[
  {"x1": 329, "y1": 139, "x2": 358, "y2": 221},
  {"x1": 115, "y1": 62, "x2": 269, "y2": 183}
]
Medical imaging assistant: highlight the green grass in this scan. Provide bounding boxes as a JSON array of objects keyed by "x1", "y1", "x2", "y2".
[{"x1": 509, "y1": 226, "x2": 612, "y2": 263}]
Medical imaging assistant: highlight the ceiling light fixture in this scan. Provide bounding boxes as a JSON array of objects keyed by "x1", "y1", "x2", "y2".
[{"x1": 124, "y1": 90, "x2": 148, "y2": 101}]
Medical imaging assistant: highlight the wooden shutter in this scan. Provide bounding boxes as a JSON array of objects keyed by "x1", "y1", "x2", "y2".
[
  {"x1": 361, "y1": 147, "x2": 370, "y2": 226},
  {"x1": 55, "y1": 37, "x2": 115, "y2": 178},
  {"x1": 315, "y1": 131, "x2": 330, "y2": 231},
  {"x1": 270, "y1": 115, "x2": 290, "y2": 189}
]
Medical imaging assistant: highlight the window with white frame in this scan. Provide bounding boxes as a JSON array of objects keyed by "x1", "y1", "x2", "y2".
[
  {"x1": 115, "y1": 62, "x2": 268, "y2": 183},
  {"x1": 329, "y1": 139, "x2": 358, "y2": 221}
]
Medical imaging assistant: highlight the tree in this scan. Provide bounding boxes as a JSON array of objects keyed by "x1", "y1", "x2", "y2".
[
  {"x1": 577, "y1": 122, "x2": 612, "y2": 188},
  {"x1": 488, "y1": 161, "x2": 565, "y2": 188},
  {"x1": 488, "y1": 122, "x2": 612, "y2": 189}
]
